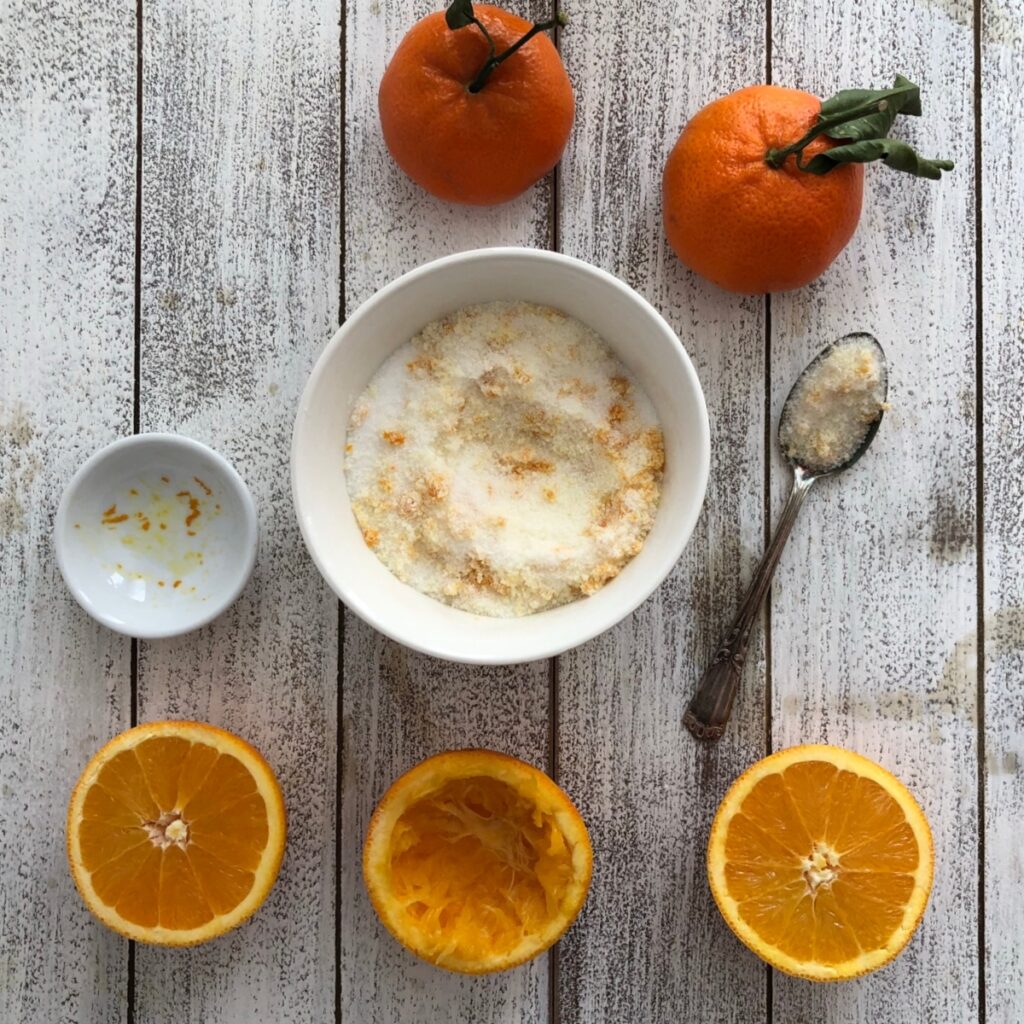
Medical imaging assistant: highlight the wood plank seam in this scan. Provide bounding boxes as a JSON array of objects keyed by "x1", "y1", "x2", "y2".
[
  {"x1": 972, "y1": 0, "x2": 987, "y2": 1020},
  {"x1": 0, "y1": 3, "x2": 136, "y2": 1020},
  {"x1": 553, "y1": 0, "x2": 770, "y2": 1018},
  {"x1": 339, "y1": 5, "x2": 554, "y2": 1021},
  {"x1": 770, "y1": 0, "x2": 979, "y2": 1018},
  {"x1": 336, "y1": 8, "x2": 347, "y2": 1024},
  {"x1": 549, "y1": 13, "x2": 562, "y2": 1024},
  {"x1": 134, "y1": 2, "x2": 342, "y2": 1019},
  {"x1": 128, "y1": 3, "x2": 143, "y2": 1018}
]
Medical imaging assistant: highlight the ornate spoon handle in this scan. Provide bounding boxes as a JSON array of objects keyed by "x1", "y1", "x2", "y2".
[{"x1": 684, "y1": 468, "x2": 816, "y2": 740}]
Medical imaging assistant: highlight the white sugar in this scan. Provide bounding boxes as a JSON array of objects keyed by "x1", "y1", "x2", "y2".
[
  {"x1": 344, "y1": 301, "x2": 665, "y2": 617},
  {"x1": 779, "y1": 338, "x2": 887, "y2": 473}
]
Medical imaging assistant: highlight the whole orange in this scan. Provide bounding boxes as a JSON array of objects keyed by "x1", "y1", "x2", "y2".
[
  {"x1": 663, "y1": 85, "x2": 864, "y2": 293},
  {"x1": 378, "y1": 5, "x2": 574, "y2": 206}
]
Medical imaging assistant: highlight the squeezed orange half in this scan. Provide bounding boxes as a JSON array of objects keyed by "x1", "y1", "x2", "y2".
[{"x1": 363, "y1": 749, "x2": 592, "y2": 973}]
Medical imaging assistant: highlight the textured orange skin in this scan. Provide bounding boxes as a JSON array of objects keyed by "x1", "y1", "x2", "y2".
[
  {"x1": 378, "y1": 6, "x2": 574, "y2": 206},
  {"x1": 663, "y1": 86, "x2": 864, "y2": 293}
]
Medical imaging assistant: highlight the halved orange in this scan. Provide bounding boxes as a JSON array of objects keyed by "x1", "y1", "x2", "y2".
[
  {"x1": 708, "y1": 744, "x2": 933, "y2": 980},
  {"x1": 363, "y1": 749, "x2": 592, "y2": 973},
  {"x1": 67, "y1": 721, "x2": 286, "y2": 946}
]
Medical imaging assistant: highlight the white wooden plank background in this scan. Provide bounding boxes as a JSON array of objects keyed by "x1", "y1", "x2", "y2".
[
  {"x1": 555, "y1": 1, "x2": 770, "y2": 1020},
  {"x1": 133, "y1": 2, "x2": 340, "y2": 1021},
  {"x1": 769, "y1": 0, "x2": 980, "y2": 1020},
  {"x1": 2, "y1": 0, "x2": 1022, "y2": 1021},
  {"x1": 339, "y1": 3, "x2": 554, "y2": 1021},
  {"x1": 982, "y1": 0, "x2": 1024, "y2": 1019},
  {"x1": 0, "y1": 4, "x2": 134, "y2": 1022}
]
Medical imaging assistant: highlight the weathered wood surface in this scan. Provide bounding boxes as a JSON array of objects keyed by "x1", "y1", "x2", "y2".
[
  {"x1": 0, "y1": 4, "x2": 135, "y2": 1023},
  {"x1": 133, "y1": 2, "x2": 340, "y2": 1021},
  {"x1": 982, "y1": 0, "x2": 1024, "y2": 1020},
  {"x1": 3, "y1": 0, "x2": 1024, "y2": 1021},
  {"x1": 554, "y1": 2, "x2": 770, "y2": 1021},
  {"x1": 769, "y1": 0, "x2": 979, "y2": 1020},
  {"x1": 339, "y1": 3, "x2": 555, "y2": 1022}
]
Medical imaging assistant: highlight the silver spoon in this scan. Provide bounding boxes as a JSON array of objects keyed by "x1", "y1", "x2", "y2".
[{"x1": 683, "y1": 332, "x2": 888, "y2": 741}]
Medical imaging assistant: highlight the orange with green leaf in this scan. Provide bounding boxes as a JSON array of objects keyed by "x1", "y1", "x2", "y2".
[{"x1": 663, "y1": 76, "x2": 953, "y2": 293}]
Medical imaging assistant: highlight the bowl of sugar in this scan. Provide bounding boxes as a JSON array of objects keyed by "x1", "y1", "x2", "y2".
[{"x1": 293, "y1": 247, "x2": 709, "y2": 664}]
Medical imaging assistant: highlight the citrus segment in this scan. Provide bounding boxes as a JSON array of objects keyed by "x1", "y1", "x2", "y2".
[
  {"x1": 67, "y1": 721, "x2": 286, "y2": 946},
  {"x1": 708, "y1": 745, "x2": 933, "y2": 980},
  {"x1": 363, "y1": 749, "x2": 592, "y2": 974}
]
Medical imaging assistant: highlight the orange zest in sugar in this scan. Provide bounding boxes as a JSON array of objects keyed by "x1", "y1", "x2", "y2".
[
  {"x1": 101, "y1": 504, "x2": 130, "y2": 525},
  {"x1": 100, "y1": 479, "x2": 215, "y2": 537},
  {"x1": 94, "y1": 477, "x2": 221, "y2": 593},
  {"x1": 176, "y1": 491, "x2": 202, "y2": 529}
]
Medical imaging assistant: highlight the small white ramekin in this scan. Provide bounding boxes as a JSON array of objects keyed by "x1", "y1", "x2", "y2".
[{"x1": 55, "y1": 433, "x2": 258, "y2": 639}]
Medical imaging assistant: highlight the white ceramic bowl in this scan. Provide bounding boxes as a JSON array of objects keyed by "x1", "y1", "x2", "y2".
[
  {"x1": 55, "y1": 434, "x2": 258, "y2": 639},
  {"x1": 293, "y1": 248, "x2": 709, "y2": 664}
]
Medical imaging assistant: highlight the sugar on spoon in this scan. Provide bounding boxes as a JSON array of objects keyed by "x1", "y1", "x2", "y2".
[{"x1": 684, "y1": 332, "x2": 889, "y2": 741}]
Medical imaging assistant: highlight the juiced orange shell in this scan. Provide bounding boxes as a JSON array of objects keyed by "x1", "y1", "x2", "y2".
[{"x1": 363, "y1": 749, "x2": 592, "y2": 973}]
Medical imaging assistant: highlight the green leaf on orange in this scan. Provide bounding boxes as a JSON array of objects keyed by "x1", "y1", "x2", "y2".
[
  {"x1": 822, "y1": 75, "x2": 921, "y2": 142},
  {"x1": 799, "y1": 138, "x2": 954, "y2": 179}
]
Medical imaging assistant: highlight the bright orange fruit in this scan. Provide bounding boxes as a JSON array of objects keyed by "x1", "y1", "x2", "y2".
[
  {"x1": 707, "y1": 744, "x2": 933, "y2": 980},
  {"x1": 663, "y1": 85, "x2": 864, "y2": 293},
  {"x1": 67, "y1": 721, "x2": 286, "y2": 946},
  {"x1": 378, "y1": 5, "x2": 574, "y2": 205},
  {"x1": 363, "y1": 749, "x2": 592, "y2": 973}
]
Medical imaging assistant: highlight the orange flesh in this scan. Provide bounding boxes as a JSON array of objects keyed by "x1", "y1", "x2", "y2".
[
  {"x1": 76, "y1": 737, "x2": 269, "y2": 929},
  {"x1": 387, "y1": 776, "x2": 574, "y2": 959},
  {"x1": 724, "y1": 760, "x2": 920, "y2": 964}
]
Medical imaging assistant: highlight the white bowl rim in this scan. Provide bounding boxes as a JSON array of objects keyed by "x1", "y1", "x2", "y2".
[
  {"x1": 292, "y1": 246, "x2": 711, "y2": 664},
  {"x1": 54, "y1": 432, "x2": 259, "y2": 639}
]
